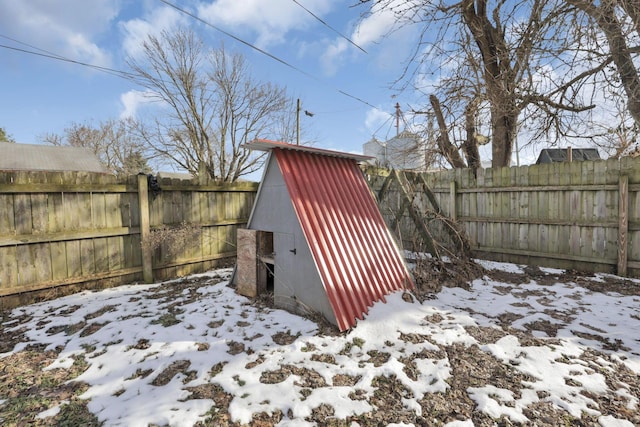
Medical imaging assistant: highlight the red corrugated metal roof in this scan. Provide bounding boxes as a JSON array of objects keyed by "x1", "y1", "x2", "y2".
[
  {"x1": 257, "y1": 141, "x2": 414, "y2": 330},
  {"x1": 248, "y1": 138, "x2": 373, "y2": 162}
]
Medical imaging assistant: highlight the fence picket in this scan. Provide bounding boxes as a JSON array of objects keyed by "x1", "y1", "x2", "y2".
[
  {"x1": 0, "y1": 171, "x2": 258, "y2": 307},
  {"x1": 366, "y1": 157, "x2": 640, "y2": 277}
]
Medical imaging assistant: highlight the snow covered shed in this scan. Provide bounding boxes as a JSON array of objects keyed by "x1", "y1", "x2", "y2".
[{"x1": 235, "y1": 140, "x2": 414, "y2": 331}]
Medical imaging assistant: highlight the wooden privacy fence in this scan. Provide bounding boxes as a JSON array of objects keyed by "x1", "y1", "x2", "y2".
[
  {"x1": 0, "y1": 171, "x2": 257, "y2": 308},
  {"x1": 366, "y1": 157, "x2": 640, "y2": 277}
]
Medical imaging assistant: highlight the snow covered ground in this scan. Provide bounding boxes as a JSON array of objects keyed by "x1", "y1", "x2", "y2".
[{"x1": 1, "y1": 260, "x2": 639, "y2": 426}]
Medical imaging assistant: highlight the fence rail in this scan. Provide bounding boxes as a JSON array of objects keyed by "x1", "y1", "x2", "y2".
[
  {"x1": 5, "y1": 157, "x2": 639, "y2": 308},
  {"x1": 0, "y1": 171, "x2": 257, "y2": 308},
  {"x1": 366, "y1": 157, "x2": 640, "y2": 277}
]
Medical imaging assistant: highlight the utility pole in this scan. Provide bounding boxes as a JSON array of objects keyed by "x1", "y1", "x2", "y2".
[
  {"x1": 395, "y1": 102, "x2": 401, "y2": 137},
  {"x1": 296, "y1": 98, "x2": 301, "y2": 145}
]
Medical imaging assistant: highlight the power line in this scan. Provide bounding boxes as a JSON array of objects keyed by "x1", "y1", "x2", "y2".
[
  {"x1": 158, "y1": 0, "x2": 315, "y2": 80},
  {"x1": 1, "y1": 34, "x2": 383, "y2": 114},
  {"x1": 3, "y1": 32, "x2": 403, "y2": 153},
  {"x1": 290, "y1": 0, "x2": 367, "y2": 54},
  {"x1": 0, "y1": 43, "x2": 136, "y2": 80},
  {"x1": 0, "y1": 35, "x2": 138, "y2": 81},
  {"x1": 157, "y1": 0, "x2": 380, "y2": 110},
  {"x1": 337, "y1": 89, "x2": 377, "y2": 109},
  {"x1": 2, "y1": 3, "x2": 384, "y2": 114},
  {"x1": 1, "y1": 34, "x2": 65, "y2": 60}
]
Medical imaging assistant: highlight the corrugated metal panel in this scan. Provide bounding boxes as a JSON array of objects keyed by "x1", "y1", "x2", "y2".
[
  {"x1": 247, "y1": 138, "x2": 372, "y2": 162},
  {"x1": 274, "y1": 147, "x2": 414, "y2": 330}
]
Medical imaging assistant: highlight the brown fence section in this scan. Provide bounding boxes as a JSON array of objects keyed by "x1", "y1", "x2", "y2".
[
  {"x1": 0, "y1": 171, "x2": 257, "y2": 308},
  {"x1": 367, "y1": 157, "x2": 640, "y2": 277}
]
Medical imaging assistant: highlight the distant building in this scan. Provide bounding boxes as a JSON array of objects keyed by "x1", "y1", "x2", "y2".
[
  {"x1": 156, "y1": 171, "x2": 194, "y2": 181},
  {"x1": 0, "y1": 142, "x2": 109, "y2": 173},
  {"x1": 362, "y1": 137, "x2": 386, "y2": 165},
  {"x1": 536, "y1": 148, "x2": 600, "y2": 164},
  {"x1": 363, "y1": 131, "x2": 427, "y2": 170}
]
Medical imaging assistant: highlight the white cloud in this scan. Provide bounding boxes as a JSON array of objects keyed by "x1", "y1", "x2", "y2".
[
  {"x1": 119, "y1": 89, "x2": 156, "y2": 119},
  {"x1": 197, "y1": 0, "x2": 334, "y2": 48},
  {"x1": 365, "y1": 107, "x2": 393, "y2": 135},
  {"x1": 320, "y1": 39, "x2": 348, "y2": 76},
  {"x1": 321, "y1": 0, "x2": 419, "y2": 76},
  {"x1": 351, "y1": 2, "x2": 402, "y2": 48},
  {"x1": 120, "y1": 6, "x2": 186, "y2": 58},
  {"x1": 0, "y1": 0, "x2": 118, "y2": 67}
]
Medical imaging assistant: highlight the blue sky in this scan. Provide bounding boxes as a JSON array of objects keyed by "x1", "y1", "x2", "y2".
[{"x1": 0, "y1": 0, "x2": 424, "y2": 162}]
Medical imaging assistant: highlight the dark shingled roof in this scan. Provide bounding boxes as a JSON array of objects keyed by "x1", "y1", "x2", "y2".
[
  {"x1": 536, "y1": 148, "x2": 601, "y2": 164},
  {"x1": 0, "y1": 142, "x2": 109, "y2": 173}
]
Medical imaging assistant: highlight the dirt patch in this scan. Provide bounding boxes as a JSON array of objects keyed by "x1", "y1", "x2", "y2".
[
  {"x1": 260, "y1": 365, "x2": 327, "y2": 388},
  {"x1": 0, "y1": 322, "x2": 28, "y2": 354},
  {"x1": 84, "y1": 305, "x2": 117, "y2": 320},
  {"x1": 497, "y1": 311, "x2": 524, "y2": 328},
  {"x1": 226, "y1": 341, "x2": 246, "y2": 355},
  {"x1": 492, "y1": 265, "x2": 640, "y2": 298},
  {"x1": 79, "y1": 322, "x2": 109, "y2": 337},
  {"x1": 524, "y1": 319, "x2": 563, "y2": 337},
  {"x1": 485, "y1": 268, "x2": 532, "y2": 286},
  {"x1": 271, "y1": 331, "x2": 300, "y2": 345},
  {"x1": 571, "y1": 330, "x2": 631, "y2": 352},
  {"x1": 464, "y1": 325, "x2": 508, "y2": 345},
  {"x1": 46, "y1": 321, "x2": 87, "y2": 336},
  {"x1": 332, "y1": 373, "x2": 361, "y2": 387},
  {"x1": 576, "y1": 276, "x2": 640, "y2": 296},
  {"x1": 151, "y1": 359, "x2": 192, "y2": 386},
  {"x1": 413, "y1": 258, "x2": 484, "y2": 296},
  {"x1": 310, "y1": 353, "x2": 336, "y2": 365}
]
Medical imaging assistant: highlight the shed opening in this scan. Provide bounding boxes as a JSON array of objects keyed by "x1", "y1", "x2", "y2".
[{"x1": 237, "y1": 229, "x2": 273, "y2": 299}]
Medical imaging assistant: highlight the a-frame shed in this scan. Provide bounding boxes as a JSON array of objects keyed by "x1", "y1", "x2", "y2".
[{"x1": 236, "y1": 140, "x2": 414, "y2": 330}]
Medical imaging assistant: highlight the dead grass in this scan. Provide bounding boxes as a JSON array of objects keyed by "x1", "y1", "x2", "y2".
[
  {"x1": 2, "y1": 265, "x2": 640, "y2": 426},
  {"x1": 143, "y1": 222, "x2": 202, "y2": 260},
  {"x1": 0, "y1": 349, "x2": 98, "y2": 426}
]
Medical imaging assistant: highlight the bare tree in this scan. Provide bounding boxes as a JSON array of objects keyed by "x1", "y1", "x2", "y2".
[
  {"x1": 128, "y1": 29, "x2": 294, "y2": 182},
  {"x1": 360, "y1": 0, "x2": 600, "y2": 167},
  {"x1": 568, "y1": 0, "x2": 640, "y2": 129},
  {"x1": 41, "y1": 118, "x2": 151, "y2": 176}
]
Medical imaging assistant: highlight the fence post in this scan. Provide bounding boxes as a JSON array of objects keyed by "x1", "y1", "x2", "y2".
[
  {"x1": 618, "y1": 175, "x2": 629, "y2": 276},
  {"x1": 137, "y1": 174, "x2": 153, "y2": 283},
  {"x1": 449, "y1": 181, "x2": 457, "y2": 221}
]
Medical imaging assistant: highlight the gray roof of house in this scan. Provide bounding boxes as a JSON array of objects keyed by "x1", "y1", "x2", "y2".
[
  {"x1": 536, "y1": 148, "x2": 601, "y2": 164},
  {"x1": 156, "y1": 171, "x2": 194, "y2": 181},
  {"x1": 0, "y1": 142, "x2": 109, "y2": 173}
]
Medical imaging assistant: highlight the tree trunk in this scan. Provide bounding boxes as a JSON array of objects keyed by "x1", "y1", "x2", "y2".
[
  {"x1": 430, "y1": 95, "x2": 467, "y2": 168},
  {"x1": 461, "y1": 0, "x2": 518, "y2": 168},
  {"x1": 463, "y1": 99, "x2": 481, "y2": 170},
  {"x1": 490, "y1": 105, "x2": 516, "y2": 168}
]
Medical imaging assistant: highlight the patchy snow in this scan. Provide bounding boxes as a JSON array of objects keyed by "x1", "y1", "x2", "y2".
[
  {"x1": 467, "y1": 384, "x2": 534, "y2": 423},
  {"x1": 35, "y1": 401, "x2": 67, "y2": 419},
  {"x1": 598, "y1": 415, "x2": 636, "y2": 427},
  {"x1": 1, "y1": 262, "x2": 639, "y2": 426}
]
